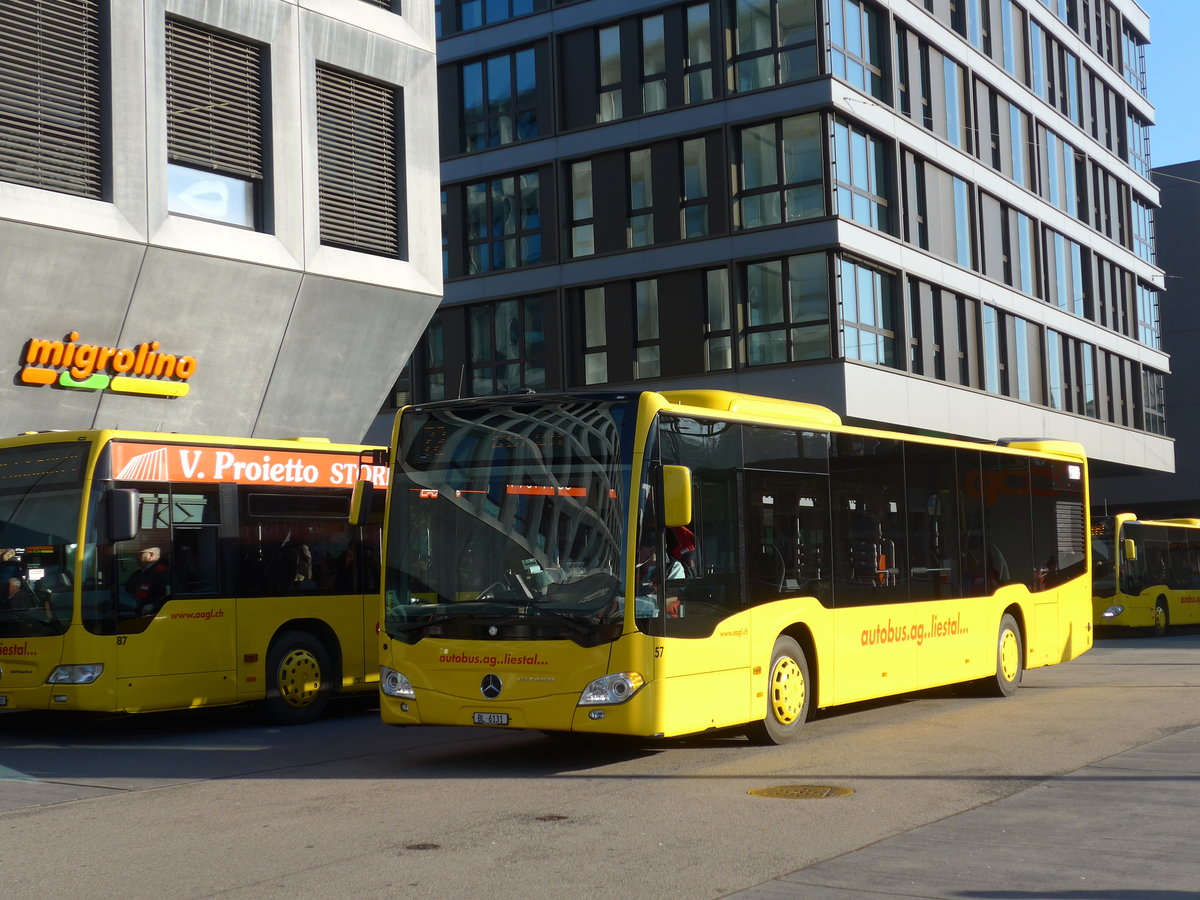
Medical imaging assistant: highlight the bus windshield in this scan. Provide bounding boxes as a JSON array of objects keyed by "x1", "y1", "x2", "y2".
[
  {"x1": 385, "y1": 396, "x2": 635, "y2": 646},
  {"x1": 0, "y1": 442, "x2": 90, "y2": 638}
]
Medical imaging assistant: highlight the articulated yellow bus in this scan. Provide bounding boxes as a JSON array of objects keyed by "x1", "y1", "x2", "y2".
[
  {"x1": 1092, "y1": 513, "x2": 1200, "y2": 635},
  {"x1": 369, "y1": 390, "x2": 1092, "y2": 743},
  {"x1": 0, "y1": 430, "x2": 386, "y2": 722}
]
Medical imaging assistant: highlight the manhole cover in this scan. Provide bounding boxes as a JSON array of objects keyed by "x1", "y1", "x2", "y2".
[{"x1": 747, "y1": 784, "x2": 854, "y2": 800}]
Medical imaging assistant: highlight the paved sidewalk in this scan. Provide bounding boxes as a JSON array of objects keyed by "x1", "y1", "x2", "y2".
[{"x1": 726, "y1": 724, "x2": 1200, "y2": 899}]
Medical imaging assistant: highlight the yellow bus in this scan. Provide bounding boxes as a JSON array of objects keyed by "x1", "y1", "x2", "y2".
[
  {"x1": 1092, "y1": 513, "x2": 1200, "y2": 636},
  {"x1": 369, "y1": 390, "x2": 1092, "y2": 743},
  {"x1": 0, "y1": 430, "x2": 387, "y2": 723}
]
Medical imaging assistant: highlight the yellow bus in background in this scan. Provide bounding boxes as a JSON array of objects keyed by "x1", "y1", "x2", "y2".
[
  {"x1": 370, "y1": 390, "x2": 1093, "y2": 743},
  {"x1": 1092, "y1": 513, "x2": 1200, "y2": 636},
  {"x1": 0, "y1": 430, "x2": 386, "y2": 723}
]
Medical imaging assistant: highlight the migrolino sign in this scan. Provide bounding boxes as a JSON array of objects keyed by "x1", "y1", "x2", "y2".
[{"x1": 20, "y1": 332, "x2": 198, "y2": 398}]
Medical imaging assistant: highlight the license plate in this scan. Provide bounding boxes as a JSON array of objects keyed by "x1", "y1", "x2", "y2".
[{"x1": 472, "y1": 712, "x2": 509, "y2": 726}]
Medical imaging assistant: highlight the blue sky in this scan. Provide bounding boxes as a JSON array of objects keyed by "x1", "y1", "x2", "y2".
[{"x1": 1139, "y1": 0, "x2": 1200, "y2": 167}]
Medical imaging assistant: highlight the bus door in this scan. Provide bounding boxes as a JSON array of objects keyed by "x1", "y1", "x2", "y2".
[
  {"x1": 828, "y1": 435, "x2": 916, "y2": 704},
  {"x1": 114, "y1": 484, "x2": 236, "y2": 711}
]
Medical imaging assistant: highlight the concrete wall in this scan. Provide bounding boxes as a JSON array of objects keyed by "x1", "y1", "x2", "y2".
[{"x1": 1, "y1": 0, "x2": 441, "y2": 444}]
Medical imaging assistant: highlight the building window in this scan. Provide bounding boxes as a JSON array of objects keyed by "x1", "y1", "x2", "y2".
[
  {"x1": 570, "y1": 160, "x2": 594, "y2": 257},
  {"x1": 597, "y1": 25, "x2": 623, "y2": 122},
  {"x1": 1136, "y1": 282, "x2": 1159, "y2": 350},
  {"x1": 628, "y1": 148, "x2": 654, "y2": 247},
  {"x1": 832, "y1": 118, "x2": 889, "y2": 233},
  {"x1": 462, "y1": 47, "x2": 537, "y2": 151},
  {"x1": 982, "y1": 305, "x2": 1005, "y2": 396},
  {"x1": 729, "y1": 0, "x2": 818, "y2": 93},
  {"x1": 1039, "y1": 128, "x2": 1079, "y2": 218},
  {"x1": 634, "y1": 280, "x2": 661, "y2": 379},
  {"x1": 1121, "y1": 26, "x2": 1147, "y2": 97},
  {"x1": 422, "y1": 314, "x2": 446, "y2": 401},
  {"x1": 1126, "y1": 113, "x2": 1151, "y2": 180},
  {"x1": 828, "y1": 0, "x2": 885, "y2": 100},
  {"x1": 681, "y1": 137, "x2": 710, "y2": 238},
  {"x1": 315, "y1": 65, "x2": 403, "y2": 257},
  {"x1": 999, "y1": 0, "x2": 1026, "y2": 83},
  {"x1": 582, "y1": 287, "x2": 608, "y2": 384},
  {"x1": 684, "y1": 3, "x2": 715, "y2": 103},
  {"x1": 704, "y1": 268, "x2": 733, "y2": 371},
  {"x1": 942, "y1": 56, "x2": 968, "y2": 151},
  {"x1": 1131, "y1": 197, "x2": 1155, "y2": 264},
  {"x1": 166, "y1": 18, "x2": 265, "y2": 229},
  {"x1": 907, "y1": 280, "x2": 945, "y2": 381},
  {"x1": 838, "y1": 257, "x2": 896, "y2": 367},
  {"x1": 736, "y1": 114, "x2": 824, "y2": 228},
  {"x1": 469, "y1": 297, "x2": 545, "y2": 396},
  {"x1": 641, "y1": 14, "x2": 667, "y2": 113},
  {"x1": 465, "y1": 172, "x2": 540, "y2": 274},
  {"x1": 744, "y1": 252, "x2": 831, "y2": 366},
  {"x1": 1141, "y1": 368, "x2": 1166, "y2": 435},
  {"x1": 459, "y1": 0, "x2": 545, "y2": 32},
  {"x1": 0, "y1": 0, "x2": 103, "y2": 198},
  {"x1": 1044, "y1": 229, "x2": 1086, "y2": 316}
]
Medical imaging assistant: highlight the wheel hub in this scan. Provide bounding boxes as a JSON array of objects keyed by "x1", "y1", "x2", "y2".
[
  {"x1": 769, "y1": 656, "x2": 805, "y2": 725},
  {"x1": 999, "y1": 630, "x2": 1020, "y2": 682},
  {"x1": 277, "y1": 648, "x2": 322, "y2": 709}
]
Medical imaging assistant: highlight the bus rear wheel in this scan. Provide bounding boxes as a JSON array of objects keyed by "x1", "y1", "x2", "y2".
[
  {"x1": 746, "y1": 636, "x2": 810, "y2": 745},
  {"x1": 979, "y1": 614, "x2": 1023, "y2": 698},
  {"x1": 1151, "y1": 598, "x2": 1169, "y2": 638},
  {"x1": 264, "y1": 631, "x2": 333, "y2": 725}
]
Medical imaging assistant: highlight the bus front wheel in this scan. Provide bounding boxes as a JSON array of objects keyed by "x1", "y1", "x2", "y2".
[
  {"x1": 264, "y1": 631, "x2": 333, "y2": 725},
  {"x1": 746, "y1": 636, "x2": 810, "y2": 745},
  {"x1": 979, "y1": 614, "x2": 1023, "y2": 698},
  {"x1": 1152, "y1": 598, "x2": 1169, "y2": 638}
]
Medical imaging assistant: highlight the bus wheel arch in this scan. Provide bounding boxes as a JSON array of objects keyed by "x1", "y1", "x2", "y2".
[
  {"x1": 746, "y1": 630, "x2": 814, "y2": 745},
  {"x1": 1152, "y1": 597, "x2": 1169, "y2": 638},
  {"x1": 263, "y1": 622, "x2": 340, "y2": 725}
]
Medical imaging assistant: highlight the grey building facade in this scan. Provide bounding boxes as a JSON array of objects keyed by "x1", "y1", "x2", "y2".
[
  {"x1": 1, "y1": 0, "x2": 441, "y2": 444},
  {"x1": 412, "y1": 0, "x2": 1170, "y2": 478}
]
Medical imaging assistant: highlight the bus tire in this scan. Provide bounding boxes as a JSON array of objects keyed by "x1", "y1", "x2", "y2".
[
  {"x1": 746, "y1": 636, "x2": 810, "y2": 745},
  {"x1": 1152, "y1": 597, "x2": 1169, "y2": 638},
  {"x1": 264, "y1": 631, "x2": 333, "y2": 725},
  {"x1": 980, "y1": 613, "x2": 1023, "y2": 698}
]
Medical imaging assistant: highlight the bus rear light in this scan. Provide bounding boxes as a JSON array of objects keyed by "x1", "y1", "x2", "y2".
[
  {"x1": 578, "y1": 672, "x2": 644, "y2": 706},
  {"x1": 46, "y1": 664, "x2": 103, "y2": 685}
]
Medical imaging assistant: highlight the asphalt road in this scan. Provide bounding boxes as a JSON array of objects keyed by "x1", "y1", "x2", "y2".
[{"x1": 2, "y1": 631, "x2": 1199, "y2": 900}]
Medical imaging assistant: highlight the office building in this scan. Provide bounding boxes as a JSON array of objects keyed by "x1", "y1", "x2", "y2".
[
  {"x1": 1, "y1": 0, "x2": 440, "y2": 443},
  {"x1": 1092, "y1": 158, "x2": 1200, "y2": 516},
  {"x1": 412, "y1": 0, "x2": 1169, "y2": 479}
]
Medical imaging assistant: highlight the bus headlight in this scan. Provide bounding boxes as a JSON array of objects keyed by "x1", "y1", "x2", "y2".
[
  {"x1": 46, "y1": 664, "x2": 104, "y2": 685},
  {"x1": 380, "y1": 666, "x2": 415, "y2": 699},
  {"x1": 1102, "y1": 605, "x2": 1125, "y2": 619},
  {"x1": 578, "y1": 672, "x2": 644, "y2": 706}
]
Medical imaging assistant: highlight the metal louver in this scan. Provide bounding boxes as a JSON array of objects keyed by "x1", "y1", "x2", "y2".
[
  {"x1": 0, "y1": 0, "x2": 103, "y2": 197},
  {"x1": 316, "y1": 65, "x2": 403, "y2": 258},
  {"x1": 165, "y1": 17, "x2": 263, "y2": 180}
]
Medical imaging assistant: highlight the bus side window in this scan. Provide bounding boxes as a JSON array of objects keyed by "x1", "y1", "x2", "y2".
[{"x1": 744, "y1": 471, "x2": 830, "y2": 607}]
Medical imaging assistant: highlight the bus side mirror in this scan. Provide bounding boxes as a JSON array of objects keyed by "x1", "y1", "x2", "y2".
[
  {"x1": 661, "y1": 465, "x2": 693, "y2": 528},
  {"x1": 1122, "y1": 538, "x2": 1137, "y2": 561},
  {"x1": 108, "y1": 488, "x2": 139, "y2": 543},
  {"x1": 349, "y1": 480, "x2": 373, "y2": 527}
]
